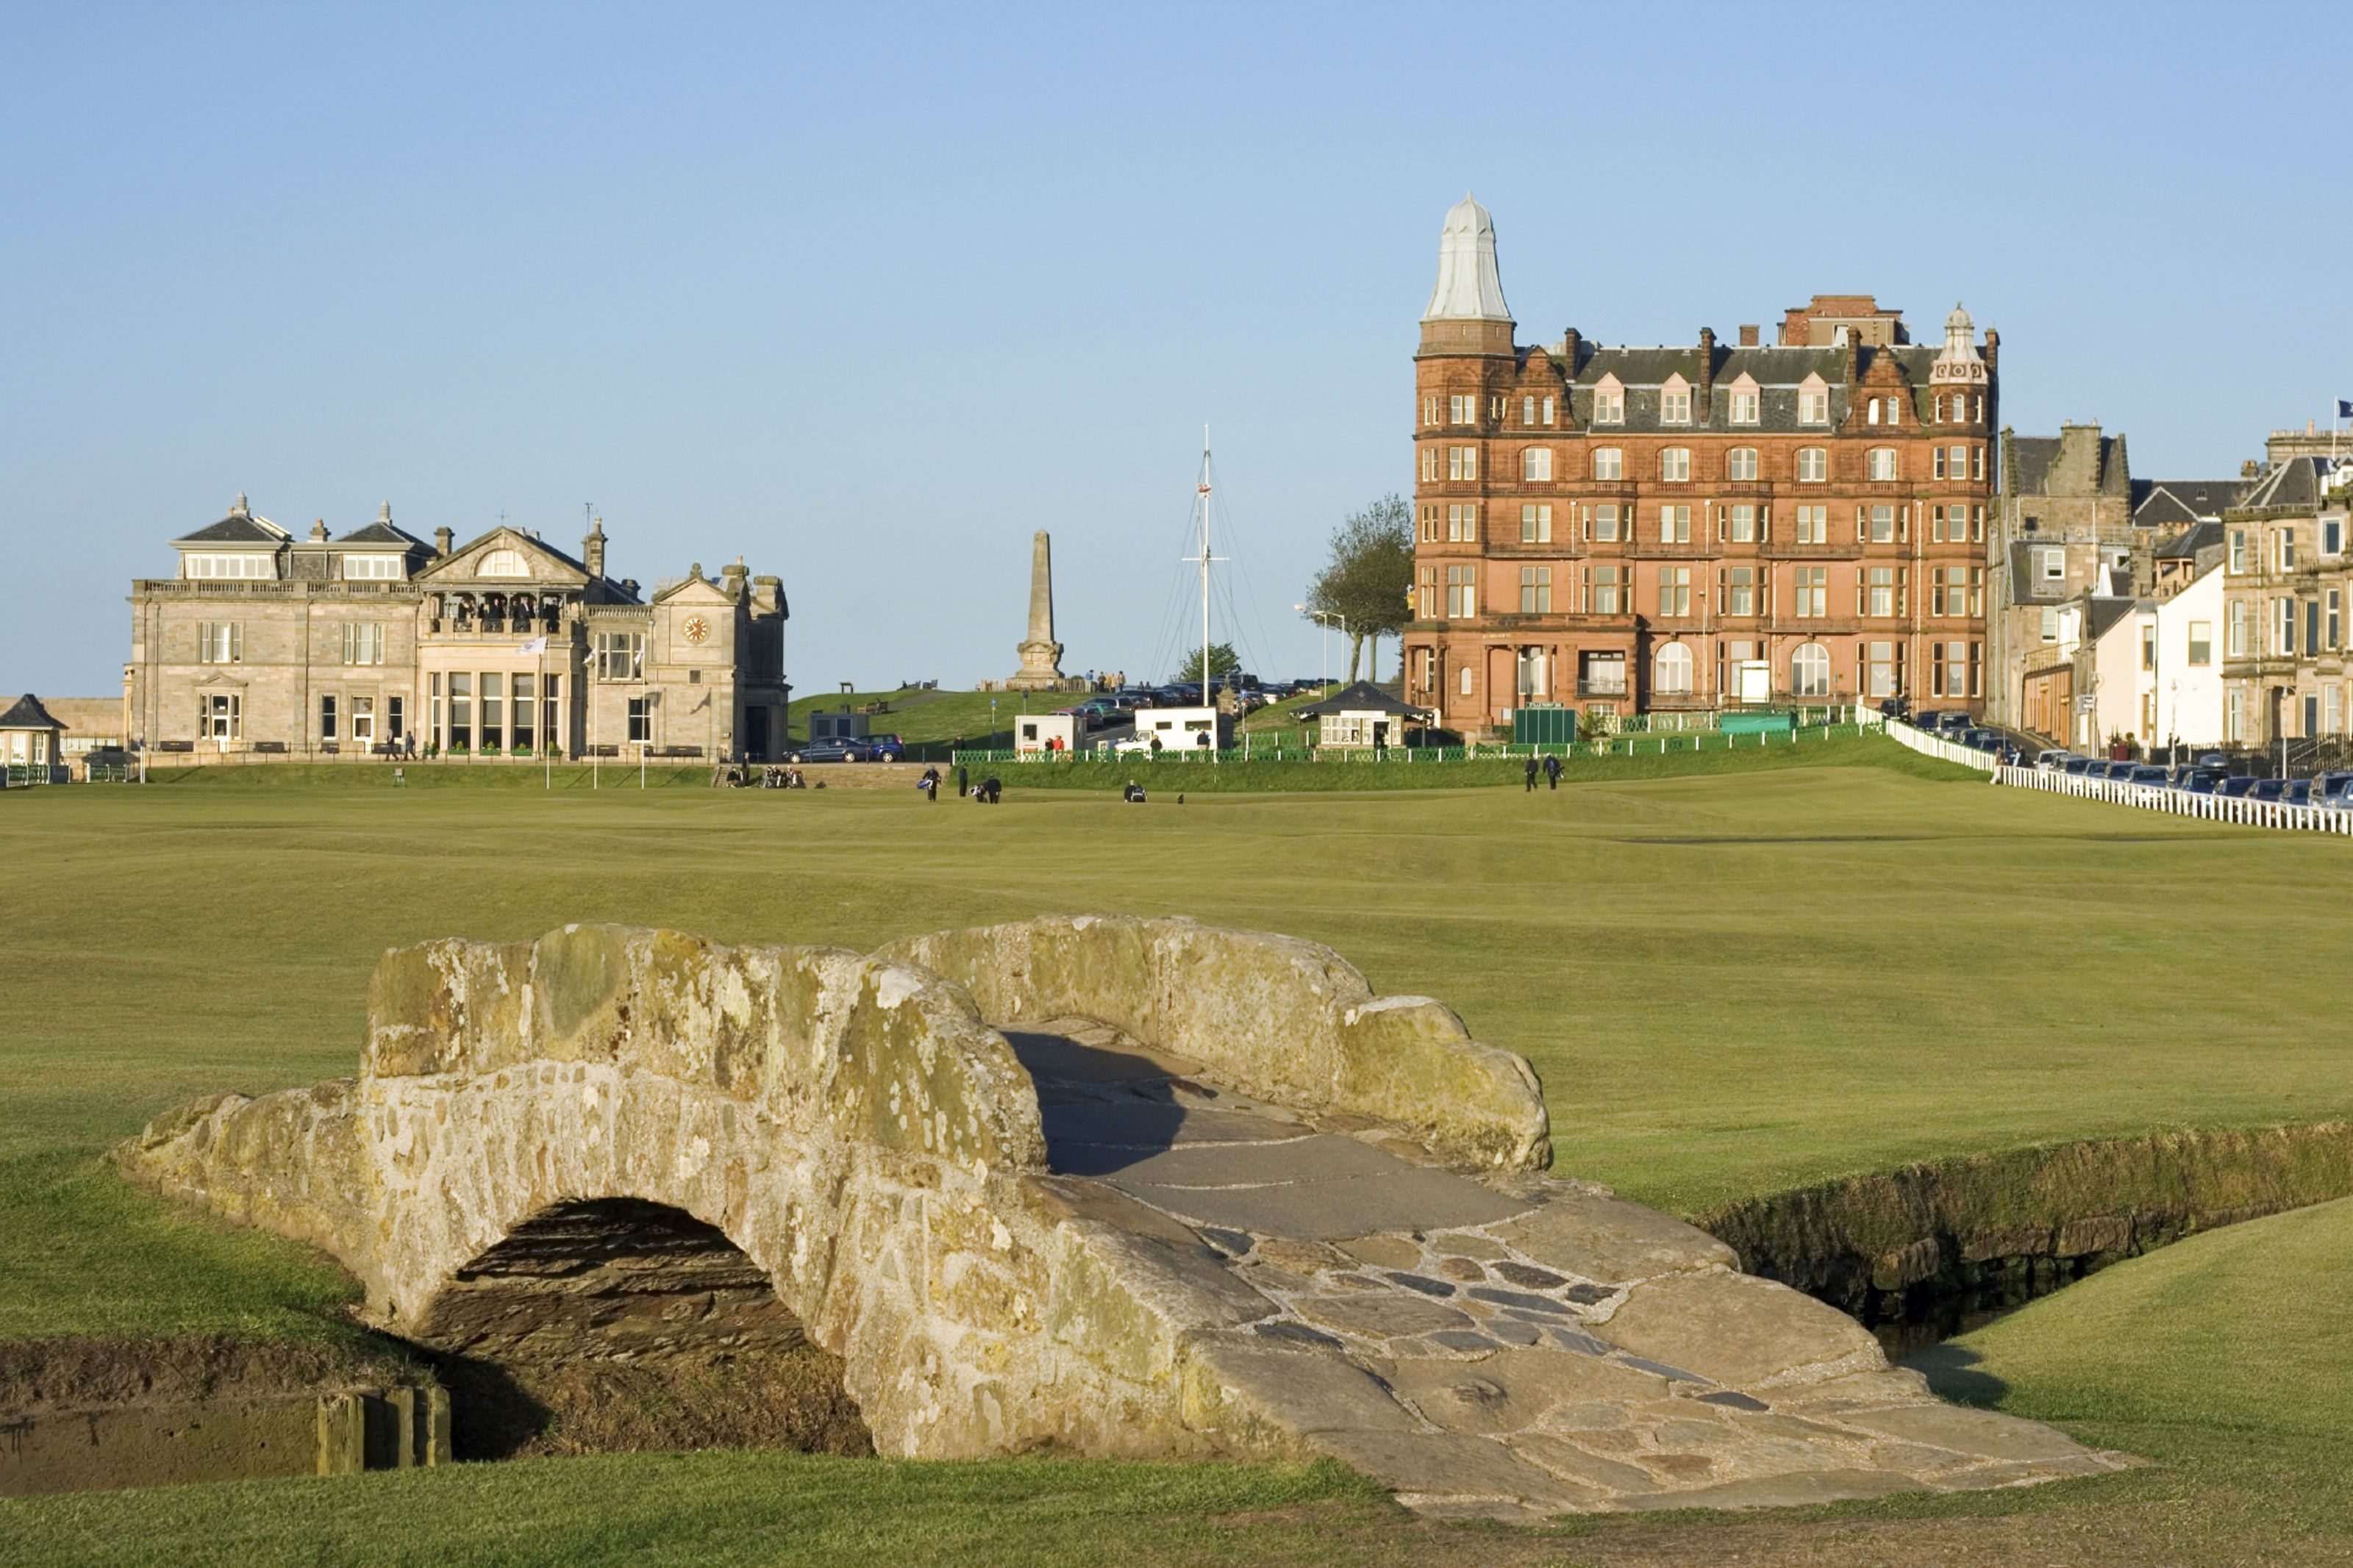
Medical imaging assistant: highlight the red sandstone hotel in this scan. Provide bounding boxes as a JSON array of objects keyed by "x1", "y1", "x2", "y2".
[{"x1": 1405, "y1": 196, "x2": 1995, "y2": 736}]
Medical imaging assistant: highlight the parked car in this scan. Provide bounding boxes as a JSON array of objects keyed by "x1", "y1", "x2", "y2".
[
  {"x1": 2127, "y1": 765, "x2": 2171, "y2": 787},
  {"x1": 2035, "y1": 750, "x2": 2075, "y2": 772},
  {"x1": 1936, "y1": 712, "x2": 1974, "y2": 734},
  {"x1": 788, "y1": 733, "x2": 904, "y2": 763},
  {"x1": 2216, "y1": 776, "x2": 2263, "y2": 798},
  {"x1": 2175, "y1": 770, "x2": 2221, "y2": 794},
  {"x1": 2282, "y1": 779, "x2": 2314, "y2": 806},
  {"x1": 1910, "y1": 709, "x2": 1945, "y2": 731},
  {"x1": 2196, "y1": 753, "x2": 2229, "y2": 771},
  {"x1": 2312, "y1": 771, "x2": 2353, "y2": 806},
  {"x1": 2063, "y1": 756, "x2": 2099, "y2": 776}
]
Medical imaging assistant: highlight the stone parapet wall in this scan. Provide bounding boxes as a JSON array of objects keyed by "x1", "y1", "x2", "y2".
[{"x1": 879, "y1": 914, "x2": 1550, "y2": 1172}]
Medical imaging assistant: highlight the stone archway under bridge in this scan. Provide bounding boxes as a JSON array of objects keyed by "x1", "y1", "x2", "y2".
[{"x1": 120, "y1": 916, "x2": 2127, "y2": 1519}]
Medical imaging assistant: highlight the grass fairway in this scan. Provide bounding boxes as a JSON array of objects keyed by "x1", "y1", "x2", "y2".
[{"x1": 2, "y1": 749, "x2": 2350, "y2": 1562}]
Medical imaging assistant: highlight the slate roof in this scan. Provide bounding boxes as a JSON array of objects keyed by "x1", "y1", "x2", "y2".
[
  {"x1": 2156, "y1": 520, "x2": 2224, "y2": 560},
  {"x1": 2009, "y1": 434, "x2": 2132, "y2": 499},
  {"x1": 1292, "y1": 681, "x2": 1429, "y2": 719},
  {"x1": 2132, "y1": 478, "x2": 2246, "y2": 527},
  {"x1": 1537, "y1": 343, "x2": 1938, "y2": 437},
  {"x1": 334, "y1": 520, "x2": 427, "y2": 548},
  {"x1": 0, "y1": 693, "x2": 63, "y2": 731},
  {"x1": 2233, "y1": 457, "x2": 2331, "y2": 512},
  {"x1": 174, "y1": 514, "x2": 287, "y2": 545},
  {"x1": 2010, "y1": 540, "x2": 2073, "y2": 601}
]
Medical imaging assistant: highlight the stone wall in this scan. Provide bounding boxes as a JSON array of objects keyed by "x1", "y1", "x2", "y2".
[{"x1": 879, "y1": 915, "x2": 1550, "y2": 1172}]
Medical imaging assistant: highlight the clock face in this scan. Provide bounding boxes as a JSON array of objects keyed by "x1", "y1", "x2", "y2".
[{"x1": 682, "y1": 614, "x2": 712, "y2": 645}]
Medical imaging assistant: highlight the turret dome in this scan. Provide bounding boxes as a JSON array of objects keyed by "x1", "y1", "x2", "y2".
[{"x1": 1422, "y1": 193, "x2": 1513, "y2": 324}]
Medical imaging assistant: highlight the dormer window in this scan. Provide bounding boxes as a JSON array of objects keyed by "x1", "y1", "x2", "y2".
[
  {"x1": 182, "y1": 553, "x2": 276, "y2": 580},
  {"x1": 1660, "y1": 375, "x2": 1692, "y2": 425},
  {"x1": 1798, "y1": 376, "x2": 1830, "y2": 426},
  {"x1": 1591, "y1": 375, "x2": 1625, "y2": 424},
  {"x1": 476, "y1": 548, "x2": 529, "y2": 578},
  {"x1": 342, "y1": 555, "x2": 404, "y2": 580}
]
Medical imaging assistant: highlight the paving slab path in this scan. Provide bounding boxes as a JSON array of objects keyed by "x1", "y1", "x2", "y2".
[{"x1": 1010, "y1": 1016, "x2": 2127, "y2": 1522}]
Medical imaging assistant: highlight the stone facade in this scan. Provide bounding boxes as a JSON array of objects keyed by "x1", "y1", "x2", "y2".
[
  {"x1": 119, "y1": 914, "x2": 2121, "y2": 1517},
  {"x1": 2217, "y1": 459, "x2": 2353, "y2": 748},
  {"x1": 1406, "y1": 198, "x2": 1996, "y2": 737},
  {"x1": 125, "y1": 499, "x2": 791, "y2": 764}
]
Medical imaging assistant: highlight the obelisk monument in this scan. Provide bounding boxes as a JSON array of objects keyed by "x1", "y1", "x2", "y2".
[{"x1": 1007, "y1": 530, "x2": 1066, "y2": 689}]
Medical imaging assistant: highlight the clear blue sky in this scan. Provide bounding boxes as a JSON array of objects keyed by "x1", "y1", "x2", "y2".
[{"x1": 4, "y1": 2, "x2": 2346, "y2": 697}]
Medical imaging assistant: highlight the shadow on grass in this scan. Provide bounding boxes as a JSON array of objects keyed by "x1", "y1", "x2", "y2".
[{"x1": 1907, "y1": 1341, "x2": 2011, "y2": 1406}]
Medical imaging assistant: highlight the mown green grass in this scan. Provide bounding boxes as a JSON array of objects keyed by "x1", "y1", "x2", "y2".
[{"x1": 3, "y1": 755, "x2": 2351, "y2": 1562}]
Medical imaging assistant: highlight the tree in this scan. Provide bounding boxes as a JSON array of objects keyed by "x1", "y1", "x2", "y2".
[
  {"x1": 1303, "y1": 494, "x2": 1413, "y2": 683},
  {"x1": 1173, "y1": 642, "x2": 1240, "y2": 684}
]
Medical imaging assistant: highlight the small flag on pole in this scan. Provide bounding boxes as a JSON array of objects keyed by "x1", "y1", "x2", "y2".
[
  {"x1": 2337, "y1": 398, "x2": 2352, "y2": 420},
  {"x1": 518, "y1": 636, "x2": 548, "y2": 655}
]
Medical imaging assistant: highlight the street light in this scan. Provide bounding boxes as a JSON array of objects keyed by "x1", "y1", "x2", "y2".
[{"x1": 1294, "y1": 605, "x2": 1347, "y2": 690}]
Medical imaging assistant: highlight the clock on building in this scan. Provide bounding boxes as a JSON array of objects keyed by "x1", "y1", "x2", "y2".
[{"x1": 682, "y1": 614, "x2": 711, "y2": 645}]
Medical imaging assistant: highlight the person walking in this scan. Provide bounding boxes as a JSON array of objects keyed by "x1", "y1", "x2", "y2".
[
  {"x1": 957, "y1": 763, "x2": 968, "y2": 798},
  {"x1": 1524, "y1": 755, "x2": 1538, "y2": 792},
  {"x1": 919, "y1": 765, "x2": 940, "y2": 802},
  {"x1": 1543, "y1": 753, "x2": 1563, "y2": 790}
]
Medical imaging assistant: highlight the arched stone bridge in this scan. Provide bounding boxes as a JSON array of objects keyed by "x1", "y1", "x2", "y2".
[{"x1": 123, "y1": 915, "x2": 2121, "y2": 1518}]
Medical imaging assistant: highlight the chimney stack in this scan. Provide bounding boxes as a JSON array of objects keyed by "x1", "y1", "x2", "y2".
[
  {"x1": 434, "y1": 526, "x2": 453, "y2": 556},
  {"x1": 1698, "y1": 327, "x2": 1715, "y2": 413},
  {"x1": 1738, "y1": 323, "x2": 1759, "y2": 347},
  {"x1": 1560, "y1": 327, "x2": 1580, "y2": 371},
  {"x1": 584, "y1": 516, "x2": 607, "y2": 579}
]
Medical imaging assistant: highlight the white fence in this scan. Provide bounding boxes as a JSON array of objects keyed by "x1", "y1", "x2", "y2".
[
  {"x1": 1872, "y1": 716, "x2": 1999, "y2": 773},
  {"x1": 1993, "y1": 765, "x2": 2353, "y2": 834}
]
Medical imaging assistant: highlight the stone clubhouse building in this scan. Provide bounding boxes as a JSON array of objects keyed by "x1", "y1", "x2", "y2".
[
  {"x1": 126, "y1": 498, "x2": 790, "y2": 763},
  {"x1": 1404, "y1": 195, "x2": 1996, "y2": 737}
]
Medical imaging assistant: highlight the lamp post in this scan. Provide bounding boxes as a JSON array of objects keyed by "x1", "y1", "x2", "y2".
[{"x1": 1294, "y1": 606, "x2": 1348, "y2": 691}]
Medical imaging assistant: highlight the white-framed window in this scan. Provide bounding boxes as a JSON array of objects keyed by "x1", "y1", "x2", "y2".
[
  {"x1": 1521, "y1": 447, "x2": 1554, "y2": 482},
  {"x1": 198, "y1": 621, "x2": 243, "y2": 663},
  {"x1": 1868, "y1": 506, "x2": 1896, "y2": 544},
  {"x1": 1592, "y1": 447, "x2": 1624, "y2": 481},
  {"x1": 1726, "y1": 504, "x2": 1755, "y2": 543},
  {"x1": 203, "y1": 691, "x2": 240, "y2": 739},
  {"x1": 1588, "y1": 503, "x2": 1620, "y2": 543},
  {"x1": 351, "y1": 695, "x2": 375, "y2": 742},
  {"x1": 1723, "y1": 565, "x2": 1755, "y2": 615},
  {"x1": 2227, "y1": 598, "x2": 2248, "y2": 656},
  {"x1": 1446, "y1": 565, "x2": 1476, "y2": 618},
  {"x1": 2188, "y1": 620, "x2": 2213, "y2": 666},
  {"x1": 1867, "y1": 397, "x2": 1882, "y2": 426},
  {"x1": 1792, "y1": 641, "x2": 1830, "y2": 696},
  {"x1": 1866, "y1": 566, "x2": 1898, "y2": 617},
  {"x1": 1794, "y1": 505, "x2": 1827, "y2": 545},
  {"x1": 1422, "y1": 395, "x2": 1439, "y2": 427},
  {"x1": 595, "y1": 630, "x2": 645, "y2": 681},
  {"x1": 2278, "y1": 529, "x2": 2297, "y2": 570},
  {"x1": 1797, "y1": 448, "x2": 1827, "y2": 482},
  {"x1": 1519, "y1": 565, "x2": 1552, "y2": 612},
  {"x1": 1448, "y1": 503, "x2": 1479, "y2": 543},
  {"x1": 1793, "y1": 568, "x2": 1827, "y2": 617},
  {"x1": 2228, "y1": 688, "x2": 2243, "y2": 742},
  {"x1": 1543, "y1": 395, "x2": 1555, "y2": 426},
  {"x1": 1449, "y1": 393, "x2": 1476, "y2": 424},
  {"x1": 1448, "y1": 445, "x2": 1478, "y2": 481},
  {"x1": 1519, "y1": 503, "x2": 1552, "y2": 543},
  {"x1": 1659, "y1": 447, "x2": 1691, "y2": 482},
  {"x1": 1658, "y1": 504, "x2": 1691, "y2": 544},
  {"x1": 1729, "y1": 390, "x2": 1760, "y2": 425},
  {"x1": 1727, "y1": 448, "x2": 1759, "y2": 482},
  {"x1": 1973, "y1": 445, "x2": 1984, "y2": 480},
  {"x1": 183, "y1": 553, "x2": 276, "y2": 580},
  {"x1": 1458, "y1": 665, "x2": 1475, "y2": 697},
  {"x1": 1585, "y1": 565, "x2": 1621, "y2": 613},
  {"x1": 2042, "y1": 606, "x2": 2061, "y2": 642},
  {"x1": 1592, "y1": 386, "x2": 1624, "y2": 423},
  {"x1": 1865, "y1": 640, "x2": 1900, "y2": 698},
  {"x1": 2040, "y1": 547, "x2": 2065, "y2": 581},
  {"x1": 341, "y1": 554, "x2": 404, "y2": 580},
  {"x1": 1799, "y1": 387, "x2": 1830, "y2": 425},
  {"x1": 1657, "y1": 565, "x2": 1691, "y2": 616},
  {"x1": 319, "y1": 692, "x2": 338, "y2": 741},
  {"x1": 1654, "y1": 642, "x2": 1693, "y2": 693},
  {"x1": 1420, "y1": 446, "x2": 1438, "y2": 482},
  {"x1": 1522, "y1": 396, "x2": 1535, "y2": 426},
  {"x1": 2330, "y1": 590, "x2": 2343, "y2": 649},
  {"x1": 1866, "y1": 447, "x2": 1899, "y2": 482},
  {"x1": 2325, "y1": 518, "x2": 2345, "y2": 556},
  {"x1": 476, "y1": 548, "x2": 528, "y2": 578},
  {"x1": 2278, "y1": 596, "x2": 2296, "y2": 654},
  {"x1": 340, "y1": 622, "x2": 385, "y2": 665},
  {"x1": 1660, "y1": 382, "x2": 1692, "y2": 424},
  {"x1": 2229, "y1": 529, "x2": 2246, "y2": 572}
]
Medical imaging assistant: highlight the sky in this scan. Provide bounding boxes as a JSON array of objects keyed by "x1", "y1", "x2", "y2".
[{"x1": 4, "y1": 1, "x2": 2349, "y2": 698}]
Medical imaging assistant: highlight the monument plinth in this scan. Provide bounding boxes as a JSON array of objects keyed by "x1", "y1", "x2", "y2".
[{"x1": 1005, "y1": 529, "x2": 1066, "y2": 690}]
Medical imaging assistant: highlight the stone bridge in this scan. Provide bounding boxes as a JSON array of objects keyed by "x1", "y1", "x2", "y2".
[{"x1": 121, "y1": 914, "x2": 2122, "y2": 1518}]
